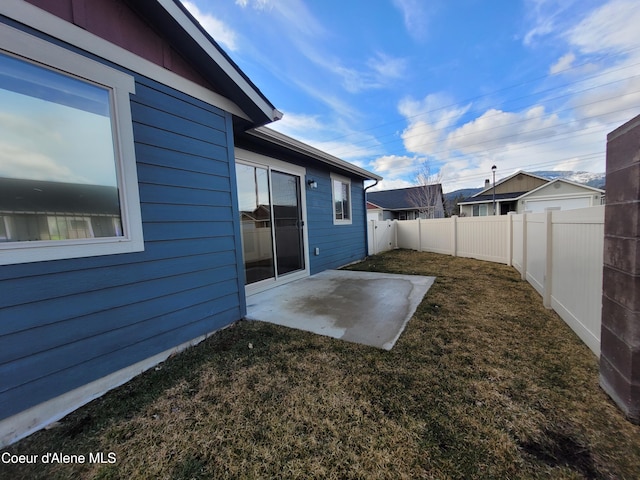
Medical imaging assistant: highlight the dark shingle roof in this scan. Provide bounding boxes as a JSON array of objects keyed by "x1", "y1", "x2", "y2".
[
  {"x1": 459, "y1": 191, "x2": 529, "y2": 203},
  {"x1": 367, "y1": 185, "x2": 442, "y2": 210}
]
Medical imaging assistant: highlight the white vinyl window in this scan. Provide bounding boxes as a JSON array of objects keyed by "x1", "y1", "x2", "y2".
[
  {"x1": 331, "y1": 174, "x2": 352, "y2": 225},
  {"x1": 0, "y1": 24, "x2": 143, "y2": 265},
  {"x1": 472, "y1": 204, "x2": 488, "y2": 217}
]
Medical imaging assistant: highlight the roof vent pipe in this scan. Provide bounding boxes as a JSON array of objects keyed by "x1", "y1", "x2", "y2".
[{"x1": 485, "y1": 179, "x2": 490, "y2": 187}]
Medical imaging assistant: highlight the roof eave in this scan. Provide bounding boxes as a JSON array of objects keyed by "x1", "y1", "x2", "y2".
[
  {"x1": 459, "y1": 194, "x2": 525, "y2": 205},
  {"x1": 141, "y1": 0, "x2": 281, "y2": 127},
  {"x1": 248, "y1": 127, "x2": 383, "y2": 181}
]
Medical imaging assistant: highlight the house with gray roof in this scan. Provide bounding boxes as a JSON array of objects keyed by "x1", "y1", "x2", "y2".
[
  {"x1": 458, "y1": 171, "x2": 604, "y2": 216},
  {"x1": 367, "y1": 184, "x2": 446, "y2": 221}
]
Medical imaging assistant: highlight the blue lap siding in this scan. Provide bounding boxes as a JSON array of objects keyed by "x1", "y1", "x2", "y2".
[
  {"x1": 0, "y1": 72, "x2": 244, "y2": 420},
  {"x1": 304, "y1": 167, "x2": 367, "y2": 274}
]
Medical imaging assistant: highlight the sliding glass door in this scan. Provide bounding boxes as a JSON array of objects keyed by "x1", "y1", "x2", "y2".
[
  {"x1": 236, "y1": 163, "x2": 305, "y2": 287},
  {"x1": 271, "y1": 171, "x2": 305, "y2": 276}
]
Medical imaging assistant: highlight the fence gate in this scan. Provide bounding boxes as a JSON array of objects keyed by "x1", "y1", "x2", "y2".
[{"x1": 368, "y1": 220, "x2": 395, "y2": 255}]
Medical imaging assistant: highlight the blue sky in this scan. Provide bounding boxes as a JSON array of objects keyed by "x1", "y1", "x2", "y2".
[{"x1": 183, "y1": 0, "x2": 640, "y2": 192}]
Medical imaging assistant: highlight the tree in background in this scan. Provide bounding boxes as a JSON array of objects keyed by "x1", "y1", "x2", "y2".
[
  {"x1": 446, "y1": 192, "x2": 468, "y2": 217},
  {"x1": 406, "y1": 161, "x2": 445, "y2": 218}
]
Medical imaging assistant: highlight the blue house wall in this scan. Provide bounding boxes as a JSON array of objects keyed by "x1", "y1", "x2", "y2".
[
  {"x1": 0, "y1": 43, "x2": 245, "y2": 421},
  {"x1": 303, "y1": 167, "x2": 367, "y2": 274}
]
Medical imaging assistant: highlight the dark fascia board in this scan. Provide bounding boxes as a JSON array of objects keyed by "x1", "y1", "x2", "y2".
[
  {"x1": 246, "y1": 127, "x2": 383, "y2": 181},
  {"x1": 381, "y1": 207, "x2": 422, "y2": 212},
  {"x1": 459, "y1": 191, "x2": 529, "y2": 205},
  {"x1": 129, "y1": 0, "x2": 282, "y2": 128}
]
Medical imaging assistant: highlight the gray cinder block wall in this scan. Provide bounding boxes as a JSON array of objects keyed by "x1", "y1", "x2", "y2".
[{"x1": 600, "y1": 113, "x2": 640, "y2": 423}]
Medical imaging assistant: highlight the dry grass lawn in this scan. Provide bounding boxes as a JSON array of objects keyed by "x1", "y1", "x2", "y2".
[{"x1": 2, "y1": 250, "x2": 640, "y2": 479}]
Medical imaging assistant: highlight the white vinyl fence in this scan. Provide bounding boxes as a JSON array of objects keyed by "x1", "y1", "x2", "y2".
[{"x1": 367, "y1": 205, "x2": 605, "y2": 356}]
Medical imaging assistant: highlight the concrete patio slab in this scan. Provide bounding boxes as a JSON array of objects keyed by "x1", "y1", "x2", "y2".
[{"x1": 245, "y1": 270, "x2": 435, "y2": 350}]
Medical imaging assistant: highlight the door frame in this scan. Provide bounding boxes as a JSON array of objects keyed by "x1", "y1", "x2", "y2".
[{"x1": 235, "y1": 148, "x2": 310, "y2": 296}]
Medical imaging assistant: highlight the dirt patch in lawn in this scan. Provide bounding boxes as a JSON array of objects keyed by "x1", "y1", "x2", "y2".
[{"x1": 2, "y1": 250, "x2": 640, "y2": 479}]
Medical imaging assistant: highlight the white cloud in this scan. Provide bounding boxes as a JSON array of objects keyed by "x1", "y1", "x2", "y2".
[
  {"x1": 269, "y1": 111, "x2": 383, "y2": 163},
  {"x1": 368, "y1": 178, "x2": 414, "y2": 191},
  {"x1": 523, "y1": 0, "x2": 579, "y2": 46},
  {"x1": 271, "y1": 112, "x2": 324, "y2": 132},
  {"x1": 566, "y1": 0, "x2": 640, "y2": 55},
  {"x1": 0, "y1": 143, "x2": 90, "y2": 183},
  {"x1": 367, "y1": 52, "x2": 407, "y2": 80},
  {"x1": 303, "y1": 51, "x2": 408, "y2": 94},
  {"x1": 560, "y1": 0, "x2": 640, "y2": 125},
  {"x1": 392, "y1": 0, "x2": 430, "y2": 41},
  {"x1": 182, "y1": 1, "x2": 238, "y2": 51},
  {"x1": 331, "y1": 64, "x2": 379, "y2": 93},
  {"x1": 398, "y1": 94, "x2": 470, "y2": 156},
  {"x1": 367, "y1": 154, "x2": 448, "y2": 190},
  {"x1": 237, "y1": 0, "x2": 324, "y2": 38},
  {"x1": 395, "y1": 90, "x2": 608, "y2": 191},
  {"x1": 550, "y1": 52, "x2": 576, "y2": 74},
  {"x1": 571, "y1": 75, "x2": 640, "y2": 124},
  {"x1": 235, "y1": 0, "x2": 271, "y2": 9},
  {"x1": 370, "y1": 155, "x2": 418, "y2": 177},
  {"x1": 287, "y1": 78, "x2": 362, "y2": 120},
  {"x1": 446, "y1": 106, "x2": 562, "y2": 154}
]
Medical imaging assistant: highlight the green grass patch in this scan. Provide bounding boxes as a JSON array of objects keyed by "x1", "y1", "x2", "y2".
[{"x1": 2, "y1": 250, "x2": 639, "y2": 479}]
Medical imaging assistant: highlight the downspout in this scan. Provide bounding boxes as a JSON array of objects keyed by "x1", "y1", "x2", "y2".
[{"x1": 363, "y1": 179, "x2": 379, "y2": 256}]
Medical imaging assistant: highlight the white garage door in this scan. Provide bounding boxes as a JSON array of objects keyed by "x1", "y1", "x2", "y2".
[{"x1": 524, "y1": 197, "x2": 591, "y2": 213}]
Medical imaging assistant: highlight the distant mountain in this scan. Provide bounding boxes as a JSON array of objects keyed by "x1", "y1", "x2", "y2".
[
  {"x1": 443, "y1": 170, "x2": 606, "y2": 214},
  {"x1": 443, "y1": 188, "x2": 481, "y2": 203},
  {"x1": 531, "y1": 171, "x2": 606, "y2": 189}
]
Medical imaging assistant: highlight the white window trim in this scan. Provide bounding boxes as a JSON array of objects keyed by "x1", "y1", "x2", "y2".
[
  {"x1": 0, "y1": 24, "x2": 144, "y2": 266},
  {"x1": 331, "y1": 173, "x2": 352, "y2": 225}
]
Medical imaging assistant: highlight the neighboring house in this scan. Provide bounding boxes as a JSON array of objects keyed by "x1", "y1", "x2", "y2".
[
  {"x1": 0, "y1": 0, "x2": 380, "y2": 447},
  {"x1": 366, "y1": 184, "x2": 446, "y2": 221},
  {"x1": 458, "y1": 171, "x2": 604, "y2": 216},
  {"x1": 0, "y1": 178, "x2": 123, "y2": 241}
]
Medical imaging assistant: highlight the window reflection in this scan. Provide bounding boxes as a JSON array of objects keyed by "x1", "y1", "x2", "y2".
[
  {"x1": 271, "y1": 171, "x2": 304, "y2": 275},
  {"x1": 236, "y1": 164, "x2": 274, "y2": 284},
  {"x1": 0, "y1": 52, "x2": 122, "y2": 242},
  {"x1": 333, "y1": 179, "x2": 350, "y2": 221}
]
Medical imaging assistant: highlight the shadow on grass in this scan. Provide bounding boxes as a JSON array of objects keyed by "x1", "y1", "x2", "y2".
[{"x1": 520, "y1": 428, "x2": 604, "y2": 480}]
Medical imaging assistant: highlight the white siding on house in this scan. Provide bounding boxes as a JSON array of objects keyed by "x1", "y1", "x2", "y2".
[
  {"x1": 367, "y1": 209, "x2": 382, "y2": 222},
  {"x1": 523, "y1": 196, "x2": 592, "y2": 213},
  {"x1": 519, "y1": 181, "x2": 602, "y2": 213}
]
